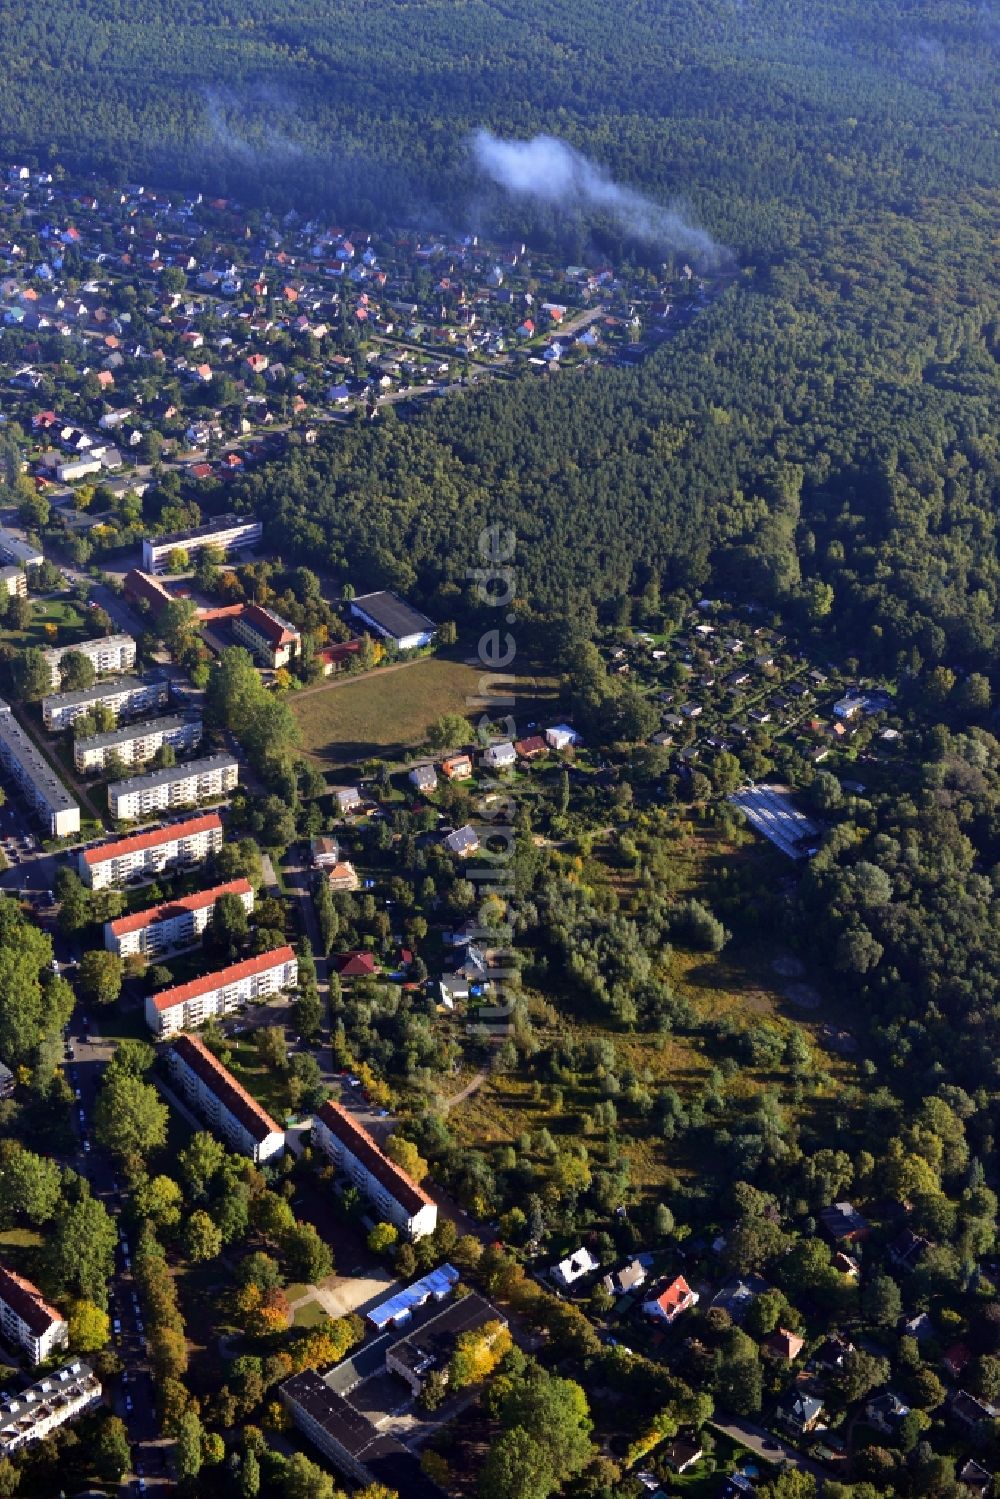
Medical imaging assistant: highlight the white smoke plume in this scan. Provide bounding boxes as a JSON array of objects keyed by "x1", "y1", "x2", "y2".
[{"x1": 470, "y1": 129, "x2": 725, "y2": 266}]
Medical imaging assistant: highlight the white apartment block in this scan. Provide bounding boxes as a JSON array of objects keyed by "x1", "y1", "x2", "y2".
[
  {"x1": 0, "y1": 1361, "x2": 101, "y2": 1457},
  {"x1": 108, "y1": 753, "x2": 239, "y2": 822},
  {"x1": 79, "y1": 811, "x2": 223, "y2": 890},
  {"x1": 0, "y1": 530, "x2": 43, "y2": 570},
  {"x1": 74, "y1": 713, "x2": 202, "y2": 774},
  {"x1": 313, "y1": 1101, "x2": 438, "y2": 1240},
  {"x1": 0, "y1": 567, "x2": 27, "y2": 599},
  {"x1": 142, "y1": 514, "x2": 262, "y2": 574},
  {"x1": 0, "y1": 698, "x2": 80, "y2": 837},
  {"x1": 168, "y1": 1034, "x2": 285, "y2": 1163},
  {"x1": 0, "y1": 1265, "x2": 68, "y2": 1366},
  {"x1": 42, "y1": 674, "x2": 169, "y2": 732},
  {"x1": 42, "y1": 632, "x2": 136, "y2": 690},
  {"x1": 105, "y1": 877, "x2": 255, "y2": 959},
  {"x1": 145, "y1": 945, "x2": 298, "y2": 1038}
]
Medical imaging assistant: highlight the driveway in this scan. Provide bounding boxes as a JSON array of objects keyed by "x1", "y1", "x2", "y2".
[{"x1": 709, "y1": 1416, "x2": 829, "y2": 1484}]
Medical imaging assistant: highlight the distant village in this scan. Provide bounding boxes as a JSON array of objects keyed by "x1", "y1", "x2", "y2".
[{"x1": 0, "y1": 157, "x2": 717, "y2": 531}]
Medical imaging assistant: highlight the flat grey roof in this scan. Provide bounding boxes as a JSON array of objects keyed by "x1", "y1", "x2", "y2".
[
  {"x1": 0, "y1": 529, "x2": 43, "y2": 564},
  {"x1": 0, "y1": 699, "x2": 79, "y2": 814},
  {"x1": 147, "y1": 513, "x2": 261, "y2": 549},
  {"x1": 43, "y1": 675, "x2": 159, "y2": 712},
  {"x1": 76, "y1": 714, "x2": 197, "y2": 754},
  {"x1": 351, "y1": 591, "x2": 435, "y2": 639},
  {"x1": 108, "y1": 753, "x2": 238, "y2": 797},
  {"x1": 42, "y1": 633, "x2": 134, "y2": 665}
]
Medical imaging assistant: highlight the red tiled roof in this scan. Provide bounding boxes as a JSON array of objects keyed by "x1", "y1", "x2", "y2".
[
  {"x1": 239, "y1": 602, "x2": 299, "y2": 648},
  {"x1": 652, "y1": 1275, "x2": 693, "y2": 1314},
  {"x1": 332, "y1": 951, "x2": 377, "y2": 977},
  {"x1": 149, "y1": 945, "x2": 296, "y2": 1013},
  {"x1": 316, "y1": 1101, "x2": 431, "y2": 1215},
  {"x1": 319, "y1": 639, "x2": 362, "y2": 667},
  {"x1": 82, "y1": 813, "x2": 222, "y2": 867},
  {"x1": 0, "y1": 1263, "x2": 63, "y2": 1337},
  {"x1": 172, "y1": 1034, "x2": 281, "y2": 1143},
  {"x1": 109, "y1": 878, "x2": 252, "y2": 937}
]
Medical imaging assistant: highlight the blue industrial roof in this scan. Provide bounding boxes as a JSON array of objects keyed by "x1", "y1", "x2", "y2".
[{"x1": 366, "y1": 1263, "x2": 459, "y2": 1330}]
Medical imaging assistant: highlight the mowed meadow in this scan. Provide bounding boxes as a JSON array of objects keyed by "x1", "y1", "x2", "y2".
[{"x1": 290, "y1": 655, "x2": 560, "y2": 770}]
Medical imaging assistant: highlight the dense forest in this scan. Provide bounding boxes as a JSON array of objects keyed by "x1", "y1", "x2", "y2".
[{"x1": 1, "y1": 0, "x2": 996, "y2": 251}]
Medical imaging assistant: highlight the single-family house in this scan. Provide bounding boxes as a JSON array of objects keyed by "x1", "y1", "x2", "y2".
[
  {"x1": 866, "y1": 1390, "x2": 910, "y2": 1435},
  {"x1": 957, "y1": 1459, "x2": 993, "y2": 1498},
  {"x1": 333, "y1": 786, "x2": 362, "y2": 816},
  {"x1": 444, "y1": 825, "x2": 479, "y2": 858},
  {"x1": 709, "y1": 1277, "x2": 769, "y2": 1324},
  {"x1": 950, "y1": 1391, "x2": 998, "y2": 1433},
  {"x1": 601, "y1": 1259, "x2": 647, "y2": 1298},
  {"x1": 777, "y1": 1391, "x2": 824, "y2": 1436},
  {"x1": 545, "y1": 724, "x2": 581, "y2": 752},
  {"x1": 813, "y1": 1334, "x2": 854, "y2": 1371},
  {"x1": 819, "y1": 1201, "x2": 870, "y2": 1243},
  {"x1": 408, "y1": 764, "x2": 438, "y2": 793},
  {"x1": 326, "y1": 862, "x2": 359, "y2": 893},
  {"x1": 551, "y1": 1249, "x2": 599, "y2": 1289},
  {"x1": 481, "y1": 741, "x2": 516, "y2": 770},
  {"x1": 642, "y1": 1275, "x2": 698, "y2": 1324},
  {"x1": 440, "y1": 754, "x2": 473, "y2": 781},
  {"x1": 332, "y1": 951, "x2": 378, "y2": 980},
  {"x1": 514, "y1": 736, "x2": 547, "y2": 760},
  {"x1": 310, "y1": 836, "x2": 340, "y2": 869},
  {"x1": 661, "y1": 1435, "x2": 704, "y2": 1475},
  {"x1": 763, "y1": 1328, "x2": 805, "y2": 1362}
]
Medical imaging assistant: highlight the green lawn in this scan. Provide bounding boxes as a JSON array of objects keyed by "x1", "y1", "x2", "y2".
[
  {"x1": 219, "y1": 1036, "x2": 291, "y2": 1122},
  {"x1": 2, "y1": 598, "x2": 90, "y2": 652},
  {"x1": 292, "y1": 1297, "x2": 329, "y2": 1328},
  {"x1": 292, "y1": 654, "x2": 560, "y2": 771},
  {"x1": 664, "y1": 1432, "x2": 757, "y2": 1496}
]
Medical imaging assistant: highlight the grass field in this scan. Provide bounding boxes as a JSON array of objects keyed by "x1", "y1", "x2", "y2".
[
  {"x1": 292, "y1": 654, "x2": 560, "y2": 771},
  {"x1": 1, "y1": 598, "x2": 89, "y2": 652}
]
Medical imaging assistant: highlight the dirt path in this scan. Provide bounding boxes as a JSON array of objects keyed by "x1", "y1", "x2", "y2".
[
  {"x1": 293, "y1": 657, "x2": 424, "y2": 701},
  {"x1": 441, "y1": 1070, "x2": 488, "y2": 1112}
]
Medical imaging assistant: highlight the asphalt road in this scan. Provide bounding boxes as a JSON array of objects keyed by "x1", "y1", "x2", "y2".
[
  {"x1": 68, "y1": 1005, "x2": 173, "y2": 1493},
  {"x1": 709, "y1": 1416, "x2": 830, "y2": 1484}
]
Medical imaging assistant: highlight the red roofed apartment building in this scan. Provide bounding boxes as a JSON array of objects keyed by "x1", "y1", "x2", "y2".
[
  {"x1": 78, "y1": 813, "x2": 223, "y2": 890},
  {"x1": 233, "y1": 603, "x2": 301, "y2": 669},
  {"x1": 0, "y1": 1264, "x2": 68, "y2": 1365},
  {"x1": 145, "y1": 945, "x2": 298, "y2": 1038},
  {"x1": 167, "y1": 1034, "x2": 285, "y2": 1163},
  {"x1": 104, "y1": 878, "x2": 255, "y2": 959},
  {"x1": 312, "y1": 1101, "x2": 437, "y2": 1240}
]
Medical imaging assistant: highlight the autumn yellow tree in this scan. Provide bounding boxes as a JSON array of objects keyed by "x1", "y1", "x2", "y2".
[
  {"x1": 68, "y1": 1299, "x2": 110, "y2": 1352},
  {"x1": 447, "y1": 1320, "x2": 513, "y2": 1390},
  {"x1": 384, "y1": 1133, "x2": 428, "y2": 1182}
]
